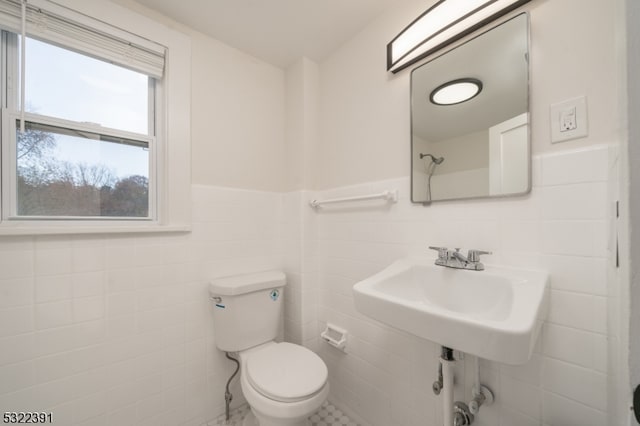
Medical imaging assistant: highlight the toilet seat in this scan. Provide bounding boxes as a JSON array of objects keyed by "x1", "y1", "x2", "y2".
[{"x1": 246, "y1": 342, "x2": 328, "y2": 403}]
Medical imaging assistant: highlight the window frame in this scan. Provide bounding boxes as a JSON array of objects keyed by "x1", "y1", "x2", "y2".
[{"x1": 0, "y1": 0, "x2": 191, "y2": 235}]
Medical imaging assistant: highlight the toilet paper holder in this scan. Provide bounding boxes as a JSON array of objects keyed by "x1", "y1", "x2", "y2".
[{"x1": 321, "y1": 323, "x2": 347, "y2": 351}]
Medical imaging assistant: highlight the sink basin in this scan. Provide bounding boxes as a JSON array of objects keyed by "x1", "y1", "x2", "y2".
[{"x1": 352, "y1": 257, "x2": 549, "y2": 365}]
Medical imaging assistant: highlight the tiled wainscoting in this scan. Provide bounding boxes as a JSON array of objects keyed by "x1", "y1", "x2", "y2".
[
  {"x1": 312, "y1": 145, "x2": 617, "y2": 426},
  {"x1": 0, "y1": 186, "x2": 283, "y2": 426},
  {"x1": 0, "y1": 144, "x2": 620, "y2": 426}
]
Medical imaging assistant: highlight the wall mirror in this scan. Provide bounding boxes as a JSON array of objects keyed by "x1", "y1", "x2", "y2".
[{"x1": 411, "y1": 13, "x2": 529, "y2": 203}]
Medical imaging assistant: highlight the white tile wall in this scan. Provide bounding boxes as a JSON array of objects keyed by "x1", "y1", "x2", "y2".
[
  {"x1": 311, "y1": 145, "x2": 615, "y2": 426},
  {"x1": 0, "y1": 145, "x2": 619, "y2": 426},
  {"x1": 0, "y1": 185, "x2": 283, "y2": 426},
  {"x1": 282, "y1": 191, "x2": 321, "y2": 351}
]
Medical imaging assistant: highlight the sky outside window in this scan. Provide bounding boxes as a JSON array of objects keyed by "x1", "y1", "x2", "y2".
[{"x1": 22, "y1": 36, "x2": 150, "y2": 179}]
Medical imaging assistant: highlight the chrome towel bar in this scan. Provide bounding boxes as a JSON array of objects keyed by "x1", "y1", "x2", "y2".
[{"x1": 309, "y1": 189, "x2": 398, "y2": 209}]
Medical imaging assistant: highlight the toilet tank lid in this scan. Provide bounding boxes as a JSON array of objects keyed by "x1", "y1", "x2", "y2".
[{"x1": 209, "y1": 270, "x2": 286, "y2": 296}]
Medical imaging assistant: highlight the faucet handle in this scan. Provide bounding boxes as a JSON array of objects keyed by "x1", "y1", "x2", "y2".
[
  {"x1": 467, "y1": 249, "x2": 492, "y2": 263},
  {"x1": 429, "y1": 246, "x2": 449, "y2": 259}
]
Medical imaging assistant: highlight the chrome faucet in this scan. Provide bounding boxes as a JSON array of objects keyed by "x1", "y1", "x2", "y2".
[{"x1": 429, "y1": 246, "x2": 491, "y2": 271}]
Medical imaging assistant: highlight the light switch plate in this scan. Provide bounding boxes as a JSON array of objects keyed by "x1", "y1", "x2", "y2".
[{"x1": 550, "y1": 96, "x2": 588, "y2": 143}]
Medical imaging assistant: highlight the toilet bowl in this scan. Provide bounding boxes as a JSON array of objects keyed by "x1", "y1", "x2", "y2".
[
  {"x1": 209, "y1": 271, "x2": 329, "y2": 426},
  {"x1": 239, "y1": 342, "x2": 329, "y2": 426}
]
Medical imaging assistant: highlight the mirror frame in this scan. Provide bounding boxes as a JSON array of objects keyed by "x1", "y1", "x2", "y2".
[{"x1": 410, "y1": 13, "x2": 531, "y2": 204}]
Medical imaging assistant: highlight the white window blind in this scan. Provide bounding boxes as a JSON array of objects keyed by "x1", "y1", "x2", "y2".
[{"x1": 0, "y1": 0, "x2": 165, "y2": 78}]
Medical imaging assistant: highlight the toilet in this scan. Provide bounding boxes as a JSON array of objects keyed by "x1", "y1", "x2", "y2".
[{"x1": 209, "y1": 271, "x2": 329, "y2": 426}]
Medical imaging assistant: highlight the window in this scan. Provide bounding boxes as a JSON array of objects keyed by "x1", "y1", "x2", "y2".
[
  {"x1": 6, "y1": 35, "x2": 154, "y2": 219},
  {"x1": 0, "y1": 0, "x2": 191, "y2": 234}
]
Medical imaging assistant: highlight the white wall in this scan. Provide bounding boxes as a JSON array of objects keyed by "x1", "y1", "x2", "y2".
[
  {"x1": 284, "y1": 58, "x2": 320, "y2": 191},
  {"x1": 316, "y1": 0, "x2": 619, "y2": 190},
  {"x1": 115, "y1": 0, "x2": 288, "y2": 193},
  {"x1": 0, "y1": 2, "x2": 289, "y2": 425},
  {"x1": 190, "y1": 32, "x2": 286, "y2": 192}
]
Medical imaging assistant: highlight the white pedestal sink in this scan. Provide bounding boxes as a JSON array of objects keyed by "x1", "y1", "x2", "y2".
[{"x1": 353, "y1": 256, "x2": 549, "y2": 365}]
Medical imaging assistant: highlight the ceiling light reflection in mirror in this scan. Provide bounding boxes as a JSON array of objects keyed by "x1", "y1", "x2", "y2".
[{"x1": 430, "y1": 78, "x2": 483, "y2": 105}]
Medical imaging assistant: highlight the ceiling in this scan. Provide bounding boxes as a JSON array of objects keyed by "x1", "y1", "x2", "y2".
[{"x1": 134, "y1": 0, "x2": 408, "y2": 68}]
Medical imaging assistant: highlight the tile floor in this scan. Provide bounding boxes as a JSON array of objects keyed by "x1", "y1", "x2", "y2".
[{"x1": 209, "y1": 401, "x2": 360, "y2": 426}]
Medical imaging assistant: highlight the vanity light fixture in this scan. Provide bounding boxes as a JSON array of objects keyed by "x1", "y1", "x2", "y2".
[
  {"x1": 387, "y1": 0, "x2": 530, "y2": 73},
  {"x1": 430, "y1": 78, "x2": 482, "y2": 105}
]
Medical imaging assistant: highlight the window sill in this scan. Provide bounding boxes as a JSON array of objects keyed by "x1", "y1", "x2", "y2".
[{"x1": 0, "y1": 223, "x2": 190, "y2": 236}]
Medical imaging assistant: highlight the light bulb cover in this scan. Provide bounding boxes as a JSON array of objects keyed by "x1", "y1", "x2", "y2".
[{"x1": 430, "y1": 78, "x2": 483, "y2": 105}]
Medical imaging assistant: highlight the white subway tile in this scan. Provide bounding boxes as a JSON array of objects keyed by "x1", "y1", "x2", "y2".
[
  {"x1": 72, "y1": 391, "x2": 108, "y2": 423},
  {"x1": 34, "y1": 352, "x2": 76, "y2": 383},
  {"x1": 592, "y1": 296, "x2": 608, "y2": 334},
  {"x1": 0, "y1": 306, "x2": 34, "y2": 337},
  {"x1": 0, "y1": 237, "x2": 33, "y2": 252},
  {"x1": 106, "y1": 382, "x2": 137, "y2": 413},
  {"x1": 593, "y1": 333, "x2": 608, "y2": 373},
  {"x1": 107, "y1": 293, "x2": 136, "y2": 317},
  {"x1": 499, "y1": 353, "x2": 542, "y2": 386},
  {"x1": 31, "y1": 377, "x2": 75, "y2": 409},
  {"x1": 500, "y1": 407, "x2": 539, "y2": 426},
  {"x1": 33, "y1": 327, "x2": 73, "y2": 357},
  {"x1": 35, "y1": 301, "x2": 73, "y2": 330},
  {"x1": 0, "y1": 334, "x2": 34, "y2": 366},
  {"x1": 46, "y1": 402, "x2": 73, "y2": 425},
  {"x1": 73, "y1": 320, "x2": 107, "y2": 349},
  {"x1": 500, "y1": 221, "x2": 541, "y2": 252},
  {"x1": 135, "y1": 393, "x2": 164, "y2": 422},
  {"x1": 542, "y1": 323, "x2": 598, "y2": 369},
  {"x1": 35, "y1": 275, "x2": 72, "y2": 303},
  {"x1": 69, "y1": 345, "x2": 109, "y2": 375},
  {"x1": 540, "y1": 182, "x2": 607, "y2": 220},
  {"x1": 105, "y1": 245, "x2": 137, "y2": 270},
  {"x1": 541, "y1": 221, "x2": 600, "y2": 257},
  {"x1": 72, "y1": 272, "x2": 105, "y2": 299},
  {"x1": 0, "y1": 250, "x2": 33, "y2": 280},
  {"x1": 542, "y1": 391, "x2": 606, "y2": 426},
  {"x1": 0, "y1": 361, "x2": 35, "y2": 394},
  {"x1": 0, "y1": 388, "x2": 35, "y2": 412},
  {"x1": 107, "y1": 315, "x2": 136, "y2": 341},
  {"x1": 547, "y1": 290, "x2": 597, "y2": 332},
  {"x1": 106, "y1": 404, "x2": 137, "y2": 426},
  {"x1": 136, "y1": 287, "x2": 165, "y2": 312},
  {"x1": 498, "y1": 375, "x2": 541, "y2": 419},
  {"x1": 0, "y1": 278, "x2": 33, "y2": 308},
  {"x1": 133, "y1": 244, "x2": 167, "y2": 267},
  {"x1": 35, "y1": 248, "x2": 72, "y2": 276},
  {"x1": 542, "y1": 357, "x2": 607, "y2": 411},
  {"x1": 73, "y1": 296, "x2": 105, "y2": 322},
  {"x1": 106, "y1": 269, "x2": 137, "y2": 294},
  {"x1": 541, "y1": 146, "x2": 609, "y2": 186},
  {"x1": 540, "y1": 255, "x2": 607, "y2": 295},
  {"x1": 72, "y1": 245, "x2": 105, "y2": 273}
]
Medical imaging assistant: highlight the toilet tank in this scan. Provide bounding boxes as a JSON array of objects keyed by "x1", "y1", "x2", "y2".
[{"x1": 209, "y1": 270, "x2": 286, "y2": 352}]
